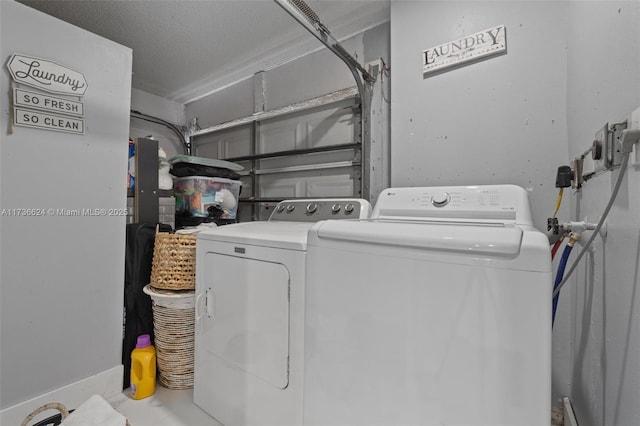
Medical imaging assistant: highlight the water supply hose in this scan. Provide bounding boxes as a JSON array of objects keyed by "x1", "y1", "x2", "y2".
[
  {"x1": 552, "y1": 233, "x2": 580, "y2": 326},
  {"x1": 552, "y1": 151, "x2": 630, "y2": 298},
  {"x1": 552, "y1": 188, "x2": 564, "y2": 218},
  {"x1": 551, "y1": 236, "x2": 565, "y2": 260}
]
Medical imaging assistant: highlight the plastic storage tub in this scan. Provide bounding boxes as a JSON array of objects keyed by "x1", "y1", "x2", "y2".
[{"x1": 174, "y1": 176, "x2": 241, "y2": 220}]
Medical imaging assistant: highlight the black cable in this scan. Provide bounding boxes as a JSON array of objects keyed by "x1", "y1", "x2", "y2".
[
  {"x1": 31, "y1": 409, "x2": 75, "y2": 426},
  {"x1": 130, "y1": 110, "x2": 190, "y2": 154}
]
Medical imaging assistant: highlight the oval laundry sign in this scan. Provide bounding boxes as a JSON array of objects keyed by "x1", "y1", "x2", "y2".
[{"x1": 7, "y1": 54, "x2": 87, "y2": 96}]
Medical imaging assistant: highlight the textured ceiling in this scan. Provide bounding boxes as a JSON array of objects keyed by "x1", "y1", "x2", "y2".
[{"x1": 17, "y1": 0, "x2": 390, "y2": 104}]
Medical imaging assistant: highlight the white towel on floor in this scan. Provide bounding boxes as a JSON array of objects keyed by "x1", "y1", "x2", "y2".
[{"x1": 61, "y1": 394, "x2": 128, "y2": 426}]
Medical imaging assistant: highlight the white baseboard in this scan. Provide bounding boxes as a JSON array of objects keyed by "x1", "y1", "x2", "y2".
[
  {"x1": 563, "y1": 396, "x2": 579, "y2": 426},
  {"x1": 1, "y1": 365, "x2": 123, "y2": 426}
]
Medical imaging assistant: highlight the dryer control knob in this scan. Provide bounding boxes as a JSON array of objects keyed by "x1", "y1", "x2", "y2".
[
  {"x1": 276, "y1": 204, "x2": 286, "y2": 213},
  {"x1": 306, "y1": 202, "x2": 318, "y2": 214},
  {"x1": 344, "y1": 203, "x2": 355, "y2": 214},
  {"x1": 331, "y1": 204, "x2": 342, "y2": 213},
  {"x1": 431, "y1": 191, "x2": 450, "y2": 207},
  {"x1": 286, "y1": 204, "x2": 296, "y2": 212}
]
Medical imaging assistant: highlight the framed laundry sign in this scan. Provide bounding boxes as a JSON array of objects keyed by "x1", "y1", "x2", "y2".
[{"x1": 423, "y1": 25, "x2": 506, "y2": 77}]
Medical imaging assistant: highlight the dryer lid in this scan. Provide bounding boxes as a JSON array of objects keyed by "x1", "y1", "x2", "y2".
[{"x1": 197, "y1": 221, "x2": 313, "y2": 250}]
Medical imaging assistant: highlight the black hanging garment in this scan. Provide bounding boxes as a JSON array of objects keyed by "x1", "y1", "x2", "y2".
[{"x1": 122, "y1": 222, "x2": 171, "y2": 389}]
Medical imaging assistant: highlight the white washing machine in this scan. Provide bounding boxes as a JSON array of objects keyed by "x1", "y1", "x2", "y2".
[
  {"x1": 194, "y1": 199, "x2": 371, "y2": 425},
  {"x1": 304, "y1": 185, "x2": 552, "y2": 425}
]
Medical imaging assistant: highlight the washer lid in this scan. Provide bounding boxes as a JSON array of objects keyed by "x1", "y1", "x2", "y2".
[{"x1": 313, "y1": 220, "x2": 523, "y2": 256}]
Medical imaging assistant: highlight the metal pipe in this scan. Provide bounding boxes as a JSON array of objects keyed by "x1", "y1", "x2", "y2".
[
  {"x1": 130, "y1": 110, "x2": 191, "y2": 155},
  {"x1": 272, "y1": 0, "x2": 375, "y2": 199},
  {"x1": 225, "y1": 143, "x2": 360, "y2": 162},
  {"x1": 253, "y1": 160, "x2": 356, "y2": 175},
  {"x1": 192, "y1": 87, "x2": 359, "y2": 137},
  {"x1": 273, "y1": 0, "x2": 374, "y2": 84}
]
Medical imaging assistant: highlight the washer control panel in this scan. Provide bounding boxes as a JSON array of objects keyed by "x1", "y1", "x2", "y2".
[
  {"x1": 371, "y1": 185, "x2": 534, "y2": 225},
  {"x1": 269, "y1": 199, "x2": 371, "y2": 222}
]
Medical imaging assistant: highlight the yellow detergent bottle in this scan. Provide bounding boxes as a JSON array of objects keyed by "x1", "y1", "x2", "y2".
[{"x1": 130, "y1": 334, "x2": 156, "y2": 399}]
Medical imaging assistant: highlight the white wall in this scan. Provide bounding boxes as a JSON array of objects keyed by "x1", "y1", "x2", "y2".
[
  {"x1": 391, "y1": 2, "x2": 640, "y2": 425},
  {"x1": 391, "y1": 1, "x2": 567, "y2": 233},
  {"x1": 0, "y1": 0, "x2": 131, "y2": 410},
  {"x1": 130, "y1": 88, "x2": 186, "y2": 158},
  {"x1": 562, "y1": 3, "x2": 640, "y2": 426}
]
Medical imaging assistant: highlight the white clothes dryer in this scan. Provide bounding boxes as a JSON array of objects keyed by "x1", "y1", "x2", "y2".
[
  {"x1": 194, "y1": 199, "x2": 371, "y2": 425},
  {"x1": 304, "y1": 185, "x2": 552, "y2": 425}
]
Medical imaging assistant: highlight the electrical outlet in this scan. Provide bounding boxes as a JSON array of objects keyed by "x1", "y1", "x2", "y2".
[
  {"x1": 627, "y1": 106, "x2": 640, "y2": 165},
  {"x1": 586, "y1": 121, "x2": 627, "y2": 175},
  {"x1": 587, "y1": 123, "x2": 609, "y2": 176},
  {"x1": 609, "y1": 121, "x2": 627, "y2": 168}
]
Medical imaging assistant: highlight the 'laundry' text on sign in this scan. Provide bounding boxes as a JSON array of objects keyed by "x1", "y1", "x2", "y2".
[
  {"x1": 7, "y1": 54, "x2": 88, "y2": 96},
  {"x1": 423, "y1": 25, "x2": 506, "y2": 77}
]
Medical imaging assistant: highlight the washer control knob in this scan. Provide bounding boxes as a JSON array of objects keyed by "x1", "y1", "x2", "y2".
[
  {"x1": 344, "y1": 203, "x2": 355, "y2": 214},
  {"x1": 306, "y1": 202, "x2": 318, "y2": 214},
  {"x1": 286, "y1": 204, "x2": 295, "y2": 212},
  {"x1": 431, "y1": 191, "x2": 450, "y2": 207},
  {"x1": 276, "y1": 204, "x2": 286, "y2": 213},
  {"x1": 331, "y1": 204, "x2": 342, "y2": 213}
]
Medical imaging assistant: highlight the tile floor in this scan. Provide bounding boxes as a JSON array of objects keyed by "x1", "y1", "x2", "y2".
[{"x1": 108, "y1": 387, "x2": 221, "y2": 426}]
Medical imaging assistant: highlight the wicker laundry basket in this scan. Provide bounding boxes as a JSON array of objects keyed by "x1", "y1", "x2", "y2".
[
  {"x1": 150, "y1": 228, "x2": 197, "y2": 290},
  {"x1": 143, "y1": 285, "x2": 195, "y2": 389}
]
